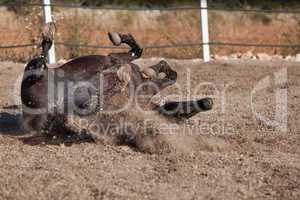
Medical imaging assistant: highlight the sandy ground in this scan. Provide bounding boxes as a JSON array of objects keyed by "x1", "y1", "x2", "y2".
[{"x1": 0, "y1": 59, "x2": 299, "y2": 200}]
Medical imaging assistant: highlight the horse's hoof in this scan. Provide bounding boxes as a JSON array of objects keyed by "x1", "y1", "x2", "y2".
[
  {"x1": 198, "y1": 97, "x2": 213, "y2": 111},
  {"x1": 108, "y1": 32, "x2": 122, "y2": 46}
]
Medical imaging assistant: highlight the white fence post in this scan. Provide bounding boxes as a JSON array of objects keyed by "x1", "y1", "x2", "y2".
[
  {"x1": 200, "y1": 0, "x2": 210, "y2": 62},
  {"x1": 43, "y1": 0, "x2": 56, "y2": 64}
]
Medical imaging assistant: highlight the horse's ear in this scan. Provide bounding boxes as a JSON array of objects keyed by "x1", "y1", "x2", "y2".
[
  {"x1": 42, "y1": 22, "x2": 56, "y2": 40},
  {"x1": 40, "y1": 22, "x2": 56, "y2": 57}
]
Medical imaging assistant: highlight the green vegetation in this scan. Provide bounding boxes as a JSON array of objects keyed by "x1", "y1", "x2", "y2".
[
  {"x1": 1, "y1": 0, "x2": 300, "y2": 9},
  {"x1": 208, "y1": 0, "x2": 300, "y2": 9},
  {"x1": 63, "y1": 0, "x2": 300, "y2": 9},
  {"x1": 251, "y1": 13, "x2": 272, "y2": 25}
]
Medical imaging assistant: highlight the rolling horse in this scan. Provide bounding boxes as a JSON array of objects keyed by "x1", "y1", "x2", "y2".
[{"x1": 21, "y1": 24, "x2": 213, "y2": 152}]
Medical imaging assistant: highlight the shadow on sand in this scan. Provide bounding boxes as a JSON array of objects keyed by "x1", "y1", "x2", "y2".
[
  {"x1": 0, "y1": 112, "x2": 24, "y2": 136},
  {"x1": 0, "y1": 111, "x2": 93, "y2": 146}
]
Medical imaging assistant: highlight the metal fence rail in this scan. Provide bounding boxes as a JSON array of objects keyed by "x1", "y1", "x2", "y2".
[
  {"x1": 3, "y1": 42, "x2": 300, "y2": 49},
  {"x1": 2, "y1": 3, "x2": 300, "y2": 13},
  {"x1": 0, "y1": 0, "x2": 300, "y2": 62}
]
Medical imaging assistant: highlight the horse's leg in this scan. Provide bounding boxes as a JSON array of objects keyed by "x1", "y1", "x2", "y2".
[
  {"x1": 119, "y1": 33, "x2": 143, "y2": 58},
  {"x1": 108, "y1": 32, "x2": 143, "y2": 64}
]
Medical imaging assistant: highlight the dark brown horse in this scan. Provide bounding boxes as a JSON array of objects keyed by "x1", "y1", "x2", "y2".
[{"x1": 21, "y1": 29, "x2": 213, "y2": 151}]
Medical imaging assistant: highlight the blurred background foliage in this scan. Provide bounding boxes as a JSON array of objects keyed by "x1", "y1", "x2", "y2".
[
  {"x1": 1, "y1": 0, "x2": 300, "y2": 15},
  {"x1": 1, "y1": 0, "x2": 300, "y2": 10}
]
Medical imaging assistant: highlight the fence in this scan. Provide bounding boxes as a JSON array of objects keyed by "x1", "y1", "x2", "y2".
[{"x1": 1, "y1": 0, "x2": 300, "y2": 63}]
